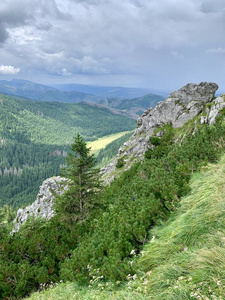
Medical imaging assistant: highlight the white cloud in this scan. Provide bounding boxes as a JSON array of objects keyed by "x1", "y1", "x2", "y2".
[
  {"x1": 0, "y1": 65, "x2": 20, "y2": 74},
  {"x1": 206, "y1": 48, "x2": 225, "y2": 54},
  {"x1": 172, "y1": 50, "x2": 184, "y2": 60},
  {"x1": 60, "y1": 68, "x2": 73, "y2": 76}
]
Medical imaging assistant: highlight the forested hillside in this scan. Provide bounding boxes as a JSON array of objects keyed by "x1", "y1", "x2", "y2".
[
  {"x1": 0, "y1": 94, "x2": 135, "y2": 143},
  {"x1": 1, "y1": 104, "x2": 225, "y2": 299},
  {"x1": 0, "y1": 94, "x2": 135, "y2": 208}
]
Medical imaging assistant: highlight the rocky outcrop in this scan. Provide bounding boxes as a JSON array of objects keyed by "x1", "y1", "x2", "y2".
[
  {"x1": 202, "y1": 95, "x2": 225, "y2": 125},
  {"x1": 13, "y1": 176, "x2": 69, "y2": 232},
  {"x1": 169, "y1": 82, "x2": 218, "y2": 104},
  {"x1": 101, "y1": 82, "x2": 223, "y2": 183}
]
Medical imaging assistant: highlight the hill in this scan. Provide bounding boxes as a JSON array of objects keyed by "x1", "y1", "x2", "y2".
[
  {"x1": 0, "y1": 79, "x2": 166, "y2": 104},
  {"x1": 0, "y1": 94, "x2": 135, "y2": 144},
  {"x1": 0, "y1": 79, "x2": 164, "y2": 119},
  {"x1": 0, "y1": 94, "x2": 135, "y2": 207},
  {"x1": 0, "y1": 79, "x2": 100, "y2": 103},
  {"x1": 98, "y1": 93, "x2": 164, "y2": 118},
  {"x1": 53, "y1": 82, "x2": 154, "y2": 99}
]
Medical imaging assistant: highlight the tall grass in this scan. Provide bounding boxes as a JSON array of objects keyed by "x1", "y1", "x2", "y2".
[{"x1": 136, "y1": 155, "x2": 225, "y2": 299}]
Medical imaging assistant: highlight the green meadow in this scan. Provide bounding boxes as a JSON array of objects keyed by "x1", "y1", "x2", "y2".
[{"x1": 88, "y1": 131, "x2": 132, "y2": 155}]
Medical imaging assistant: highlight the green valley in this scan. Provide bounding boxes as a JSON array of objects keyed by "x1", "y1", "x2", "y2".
[{"x1": 0, "y1": 94, "x2": 135, "y2": 208}]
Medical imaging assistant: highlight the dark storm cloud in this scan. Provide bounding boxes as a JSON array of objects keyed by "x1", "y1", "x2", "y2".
[
  {"x1": 0, "y1": 23, "x2": 8, "y2": 44},
  {"x1": 200, "y1": 0, "x2": 225, "y2": 13},
  {"x1": 0, "y1": 0, "x2": 35, "y2": 27},
  {"x1": 0, "y1": 0, "x2": 225, "y2": 89}
]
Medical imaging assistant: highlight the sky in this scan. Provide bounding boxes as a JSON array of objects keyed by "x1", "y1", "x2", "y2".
[{"x1": 0, "y1": 0, "x2": 225, "y2": 91}]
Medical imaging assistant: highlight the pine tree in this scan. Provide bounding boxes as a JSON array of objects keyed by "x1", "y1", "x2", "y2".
[{"x1": 55, "y1": 133, "x2": 101, "y2": 224}]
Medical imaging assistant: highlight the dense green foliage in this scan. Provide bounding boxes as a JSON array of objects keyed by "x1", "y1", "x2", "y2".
[
  {"x1": 28, "y1": 154, "x2": 225, "y2": 300},
  {"x1": 0, "y1": 94, "x2": 135, "y2": 208},
  {"x1": 1, "y1": 114, "x2": 225, "y2": 299},
  {"x1": 145, "y1": 122, "x2": 174, "y2": 159},
  {"x1": 60, "y1": 119, "x2": 225, "y2": 284},
  {"x1": 0, "y1": 218, "x2": 79, "y2": 299}
]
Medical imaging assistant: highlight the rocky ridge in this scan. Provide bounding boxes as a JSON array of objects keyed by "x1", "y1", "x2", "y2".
[
  {"x1": 13, "y1": 82, "x2": 225, "y2": 230},
  {"x1": 101, "y1": 82, "x2": 225, "y2": 183}
]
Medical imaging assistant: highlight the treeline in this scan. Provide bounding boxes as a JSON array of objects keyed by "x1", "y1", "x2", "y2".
[{"x1": 1, "y1": 113, "x2": 225, "y2": 299}]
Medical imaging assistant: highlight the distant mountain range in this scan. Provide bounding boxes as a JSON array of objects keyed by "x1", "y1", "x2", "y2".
[
  {"x1": 53, "y1": 82, "x2": 160, "y2": 98},
  {"x1": 0, "y1": 79, "x2": 167, "y2": 103},
  {"x1": 0, "y1": 79, "x2": 100, "y2": 103},
  {"x1": 0, "y1": 79, "x2": 165, "y2": 118}
]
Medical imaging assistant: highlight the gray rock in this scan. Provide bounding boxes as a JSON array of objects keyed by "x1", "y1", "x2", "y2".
[
  {"x1": 13, "y1": 176, "x2": 69, "y2": 232},
  {"x1": 200, "y1": 116, "x2": 208, "y2": 124},
  {"x1": 101, "y1": 82, "x2": 219, "y2": 183},
  {"x1": 207, "y1": 95, "x2": 225, "y2": 125},
  {"x1": 169, "y1": 82, "x2": 218, "y2": 104}
]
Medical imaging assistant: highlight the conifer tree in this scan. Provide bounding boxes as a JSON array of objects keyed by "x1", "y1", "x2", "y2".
[{"x1": 55, "y1": 133, "x2": 100, "y2": 224}]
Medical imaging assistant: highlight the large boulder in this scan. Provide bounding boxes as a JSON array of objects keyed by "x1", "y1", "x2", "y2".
[{"x1": 169, "y1": 82, "x2": 218, "y2": 104}]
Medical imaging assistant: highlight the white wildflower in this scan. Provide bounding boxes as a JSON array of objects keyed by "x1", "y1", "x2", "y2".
[{"x1": 150, "y1": 236, "x2": 156, "y2": 243}]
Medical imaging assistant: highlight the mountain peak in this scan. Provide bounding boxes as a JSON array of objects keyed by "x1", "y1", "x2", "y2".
[{"x1": 169, "y1": 82, "x2": 218, "y2": 104}]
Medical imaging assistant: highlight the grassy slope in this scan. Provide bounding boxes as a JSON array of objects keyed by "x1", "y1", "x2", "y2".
[
  {"x1": 27, "y1": 154, "x2": 225, "y2": 300},
  {"x1": 136, "y1": 154, "x2": 225, "y2": 299}
]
